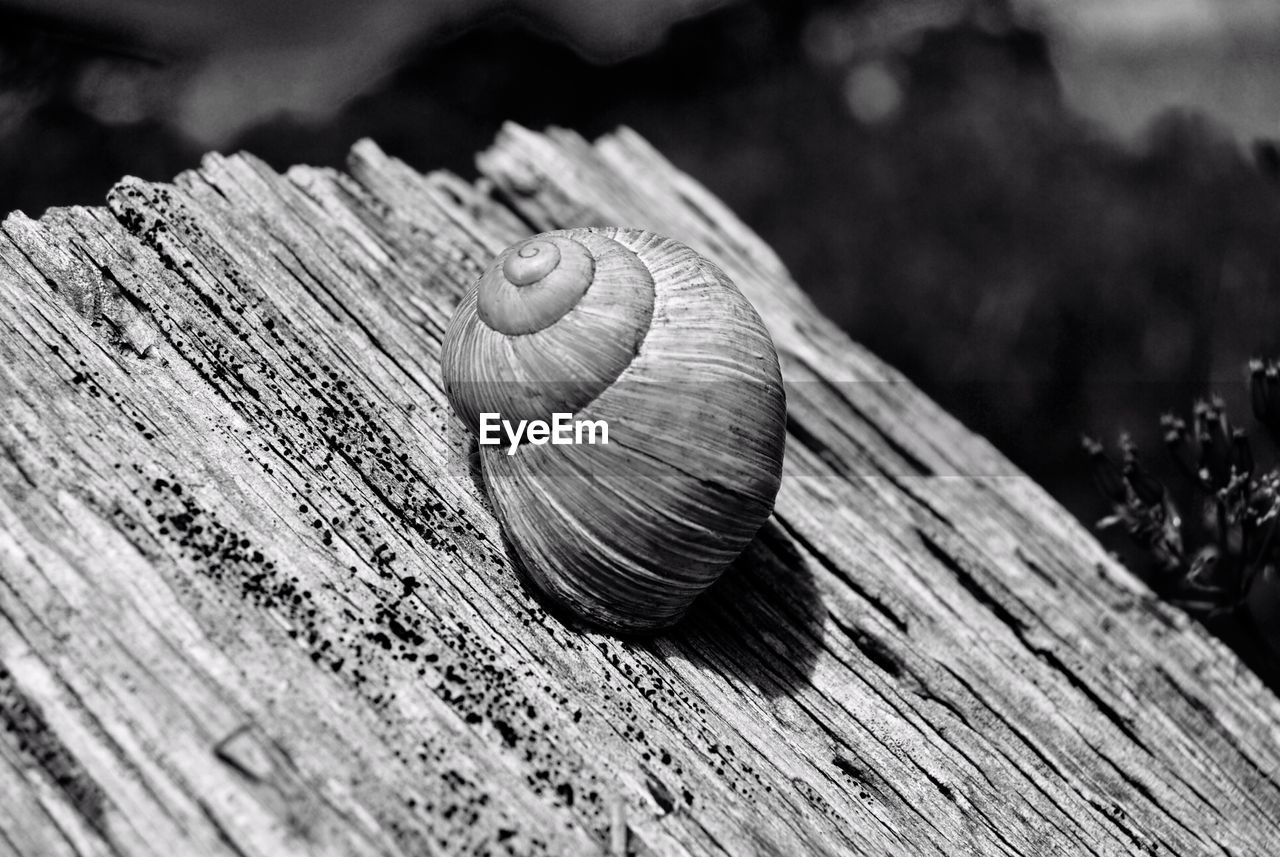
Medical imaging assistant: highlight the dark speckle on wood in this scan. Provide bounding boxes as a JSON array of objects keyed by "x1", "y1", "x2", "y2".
[{"x1": 0, "y1": 662, "x2": 108, "y2": 838}]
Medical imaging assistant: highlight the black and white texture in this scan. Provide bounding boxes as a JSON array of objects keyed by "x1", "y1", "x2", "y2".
[{"x1": 1, "y1": 124, "x2": 1278, "y2": 856}]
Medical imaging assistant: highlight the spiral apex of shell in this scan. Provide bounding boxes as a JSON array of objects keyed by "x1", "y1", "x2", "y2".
[{"x1": 441, "y1": 227, "x2": 787, "y2": 633}]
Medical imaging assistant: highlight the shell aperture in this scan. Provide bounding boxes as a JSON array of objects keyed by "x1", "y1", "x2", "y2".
[{"x1": 441, "y1": 228, "x2": 787, "y2": 633}]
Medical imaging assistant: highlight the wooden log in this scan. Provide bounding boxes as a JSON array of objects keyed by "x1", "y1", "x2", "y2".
[{"x1": 0, "y1": 123, "x2": 1277, "y2": 857}]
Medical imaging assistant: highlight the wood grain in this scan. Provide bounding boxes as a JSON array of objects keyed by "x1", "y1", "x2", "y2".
[{"x1": 0, "y1": 123, "x2": 1277, "y2": 856}]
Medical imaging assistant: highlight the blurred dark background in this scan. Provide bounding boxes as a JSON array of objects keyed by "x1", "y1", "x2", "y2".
[{"x1": 4, "y1": 0, "x2": 1280, "y2": 577}]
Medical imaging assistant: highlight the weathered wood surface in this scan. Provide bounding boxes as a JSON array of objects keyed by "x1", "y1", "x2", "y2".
[{"x1": 1, "y1": 123, "x2": 1278, "y2": 857}]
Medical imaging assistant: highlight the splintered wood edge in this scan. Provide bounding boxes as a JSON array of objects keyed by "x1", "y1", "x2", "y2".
[{"x1": 0, "y1": 123, "x2": 1273, "y2": 857}]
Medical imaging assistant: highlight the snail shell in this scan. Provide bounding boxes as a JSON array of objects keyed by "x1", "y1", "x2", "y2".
[{"x1": 441, "y1": 228, "x2": 786, "y2": 632}]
